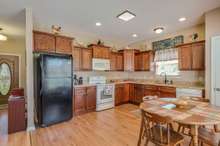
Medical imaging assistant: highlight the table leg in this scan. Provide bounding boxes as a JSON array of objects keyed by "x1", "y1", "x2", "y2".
[
  {"x1": 137, "y1": 113, "x2": 144, "y2": 146},
  {"x1": 190, "y1": 125, "x2": 199, "y2": 146}
]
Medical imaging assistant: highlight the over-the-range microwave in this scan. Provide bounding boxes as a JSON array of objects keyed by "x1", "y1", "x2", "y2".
[{"x1": 92, "y1": 58, "x2": 110, "y2": 71}]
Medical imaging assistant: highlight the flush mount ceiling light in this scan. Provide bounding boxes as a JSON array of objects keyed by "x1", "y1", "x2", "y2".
[
  {"x1": 95, "y1": 22, "x2": 102, "y2": 26},
  {"x1": 117, "y1": 10, "x2": 136, "y2": 21},
  {"x1": 0, "y1": 28, "x2": 7, "y2": 41},
  {"x1": 179, "y1": 17, "x2": 186, "y2": 22},
  {"x1": 153, "y1": 27, "x2": 164, "y2": 34},
  {"x1": 132, "y1": 34, "x2": 138, "y2": 38}
]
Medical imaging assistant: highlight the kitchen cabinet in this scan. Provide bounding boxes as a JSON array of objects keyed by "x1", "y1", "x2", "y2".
[
  {"x1": 116, "y1": 53, "x2": 124, "y2": 71},
  {"x1": 86, "y1": 86, "x2": 97, "y2": 111},
  {"x1": 178, "y1": 40, "x2": 205, "y2": 70},
  {"x1": 192, "y1": 42, "x2": 205, "y2": 70},
  {"x1": 81, "y1": 48, "x2": 92, "y2": 70},
  {"x1": 135, "y1": 51, "x2": 152, "y2": 71},
  {"x1": 158, "y1": 86, "x2": 176, "y2": 98},
  {"x1": 55, "y1": 36, "x2": 73, "y2": 54},
  {"x1": 115, "y1": 83, "x2": 130, "y2": 106},
  {"x1": 33, "y1": 31, "x2": 73, "y2": 54},
  {"x1": 133, "y1": 84, "x2": 144, "y2": 104},
  {"x1": 122, "y1": 50, "x2": 137, "y2": 71},
  {"x1": 110, "y1": 52, "x2": 117, "y2": 71},
  {"x1": 33, "y1": 31, "x2": 56, "y2": 52},
  {"x1": 129, "y1": 83, "x2": 135, "y2": 102},
  {"x1": 74, "y1": 86, "x2": 96, "y2": 115},
  {"x1": 143, "y1": 85, "x2": 159, "y2": 97},
  {"x1": 72, "y1": 46, "x2": 81, "y2": 71},
  {"x1": 89, "y1": 44, "x2": 110, "y2": 59}
]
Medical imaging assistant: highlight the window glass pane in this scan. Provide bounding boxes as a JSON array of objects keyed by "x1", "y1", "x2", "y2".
[
  {"x1": 155, "y1": 60, "x2": 179, "y2": 76},
  {"x1": 0, "y1": 63, "x2": 11, "y2": 95}
]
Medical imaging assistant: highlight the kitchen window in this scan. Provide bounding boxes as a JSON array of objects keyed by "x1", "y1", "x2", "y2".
[{"x1": 154, "y1": 48, "x2": 179, "y2": 76}]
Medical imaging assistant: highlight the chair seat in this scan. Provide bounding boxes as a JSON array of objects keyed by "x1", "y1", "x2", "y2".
[
  {"x1": 150, "y1": 125, "x2": 184, "y2": 146},
  {"x1": 198, "y1": 127, "x2": 220, "y2": 146}
]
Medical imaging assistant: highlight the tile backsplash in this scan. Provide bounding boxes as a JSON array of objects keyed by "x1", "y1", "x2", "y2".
[{"x1": 74, "y1": 71, "x2": 204, "y2": 85}]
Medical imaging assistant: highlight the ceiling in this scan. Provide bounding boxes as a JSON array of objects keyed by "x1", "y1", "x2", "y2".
[{"x1": 1, "y1": 0, "x2": 220, "y2": 46}]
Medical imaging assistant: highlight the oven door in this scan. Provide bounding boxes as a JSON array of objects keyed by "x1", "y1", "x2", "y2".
[{"x1": 96, "y1": 85, "x2": 114, "y2": 104}]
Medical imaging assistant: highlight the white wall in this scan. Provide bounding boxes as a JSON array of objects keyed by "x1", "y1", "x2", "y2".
[{"x1": 205, "y1": 7, "x2": 220, "y2": 99}]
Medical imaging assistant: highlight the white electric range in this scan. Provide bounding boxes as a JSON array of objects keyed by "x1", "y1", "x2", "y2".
[{"x1": 89, "y1": 76, "x2": 115, "y2": 111}]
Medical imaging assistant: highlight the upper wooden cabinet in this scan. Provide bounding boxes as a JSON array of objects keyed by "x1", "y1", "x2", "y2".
[
  {"x1": 72, "y1": 46, "x2": 82, "y2": 71},
  {"x1": 81, "y1": 48, "x2": 92, "y2": 70},
  {"x1": 33, "y1": 31, "x2": 56, "y2": 52},
  {"x1": 135, "y1": 51, "x2": 152, "y2": 71},
  {"x1": 55, "y1": 36, "x2": 73, "y2": 54},
  {"x1": 116, "y1": 53, "x2": 124, "y2": 71},
  {"x1": 178, "y1": 40, "x2": 205, "y2": 70},
  {"x1": 192, "y1": 42, "x2": 205, "y2": 70},
  {"x1": 89, "y1": 44, "x2": 110, "y2": 59},
  {"x1": 120, "y1": 49, "x2": 139, "y2": 72},
  {"x1": 33, "y1": 31, "x2": 73, "y2": 54}
]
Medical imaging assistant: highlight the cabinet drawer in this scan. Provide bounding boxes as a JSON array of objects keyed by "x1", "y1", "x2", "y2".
[
  {"x1": 144, "y1": 85, "x2": 158, "y2": 91},
  {"x1": 158, "y1": 86, "x2": 176, "y2": 93}
]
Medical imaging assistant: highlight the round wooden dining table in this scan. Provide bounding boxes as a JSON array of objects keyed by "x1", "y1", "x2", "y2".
[{"x1": 139, "y1": 98, "x2": 220, "y2": 146}]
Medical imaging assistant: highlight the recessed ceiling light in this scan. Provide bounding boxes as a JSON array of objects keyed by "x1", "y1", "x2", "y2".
[
  {"x1": 153, "y1": 27, "x2": 164, "y2": 34},
  {"x1": 95, "y1": 22, "x2": 102, "y2": 26},
  {"x1": 117, "y1": 10, "x2": 136, "y2": 22},
  {"x1": 132, "y1": 34, "x2": 138, "y2": 38},
  {"x1": 179, "y1": 17, "x2": 186, "y2": 22},
  {"x1": 0, "y1": 28, "x2": 7, "y2": 41}
]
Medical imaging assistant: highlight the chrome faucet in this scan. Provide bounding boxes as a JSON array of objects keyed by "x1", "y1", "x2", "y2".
[{"x1": 160, "y1": 72, "x2": 169, "y2": 84}]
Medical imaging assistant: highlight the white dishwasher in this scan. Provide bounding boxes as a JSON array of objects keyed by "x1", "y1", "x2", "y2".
[{"x1": 176, "y1": 88, "x2": 203, "y2": 98}]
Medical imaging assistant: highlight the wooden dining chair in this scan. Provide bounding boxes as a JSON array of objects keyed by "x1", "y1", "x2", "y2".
[
  {"x1": 197, "y1": 125, "x2": 220, "y2": 146},
  {"x1": 138, "y1": 110, "x2": 184, "y2": 146}
]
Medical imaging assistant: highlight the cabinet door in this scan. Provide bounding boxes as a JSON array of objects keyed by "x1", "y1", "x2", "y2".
[
  {"x1": 116, "y1": 53, "x2": 123, "y2": 71},
  {"x1": 72, "y1": 47, "x2": 81, "y2": 71},
  {"x1": 74, "y1": 87, "x2": 87, "y2": 115},
  {"x1": 86, "y1": 86, "x2": 96, "y2": 111},
  {"x1": 142, "y1": 52, "x2": 150, "y2": 71},
  {"x1": 81, "y1": 48, "x2": 92, "y2": 70},
  {"x1": 123, "y1": 84, "x2": 130, "y2": 103},
  {"x1": 129, "y1": 84, "x2": 135, "y2": 102},
  {"x1": 110, "y1": 53, "x2": 117, "y2": 71},
  {"x1": 102, "y1": 47, "x2": 110, "y2": 59},
  {"x1": 134, "y1": 84, "x2": 144, "y2": 104},
  {"x1": 124, "y1": 50, "x2": 135, "y2": 71},
  {"x1": 158, "y1": 86, "x2": 176, "y2": 98},
  {"x1": 33, "y1": 31, "x2": 55, "y2": 52},
  {"x1": 178, "y1": 45, "x2": 192, "y2": 70},
  {"x1": 143, "y1": 85, "x2": 158, "y2": 96},
  {"x1": 115, "y1": 84, "x2": 124, "y2": 105},
  {"x1": 55, "y1": 36, "x2": 73, "y2": 54},
  {"x1": 135, "y1": 53, "x2": 142, "y2": 71},
  {"x1": 92, "y1": 46, "x2": 110, "y2": 59},
  {"x1": 92, "y1": 47, "x2": 102, "y2": 58},
  {"x1": 192, "y1": 42, "x2": 205, "y2": 70}
]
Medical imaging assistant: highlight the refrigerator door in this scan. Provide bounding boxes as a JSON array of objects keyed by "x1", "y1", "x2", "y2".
[{"x1": 40, "y1": 54, "x2": 73, "y2": 126}]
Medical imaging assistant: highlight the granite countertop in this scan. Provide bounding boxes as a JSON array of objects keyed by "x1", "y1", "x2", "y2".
[{"x1": 74, "y1": 80, "x2": 205, "y2": 90}]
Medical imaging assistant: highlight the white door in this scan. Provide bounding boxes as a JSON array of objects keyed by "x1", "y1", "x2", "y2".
[{"x1": 211, "y1": 36, "x2": 220, "y2": 106}]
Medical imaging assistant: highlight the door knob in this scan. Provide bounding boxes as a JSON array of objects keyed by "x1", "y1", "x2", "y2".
[{"x1": 214, "y1": 88, "x2": 220, "y2": 92}]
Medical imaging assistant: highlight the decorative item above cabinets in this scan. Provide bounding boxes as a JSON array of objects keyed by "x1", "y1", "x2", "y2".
[{"x1": 33, "y1": 31, "x2": 74, "y2": 55}]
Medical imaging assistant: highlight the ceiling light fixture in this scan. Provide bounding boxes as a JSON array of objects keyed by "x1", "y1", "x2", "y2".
[
  {"x1": 179, "y1": 17, "x2": 186, "y2": 22},
  {"x1": 132, "y1": 34, "x2": 138, "y2": 38},
  {"x1": 153, "y1": 27, "x2": 164, "y2": 34},
  {"x1": 117, "y1": 10, "x2": 136, "y2": 21},
  {"x1": 0, "y1": 28, "x2": 7, "y2": 41},
  {"x1": 95, "y1": 22, "x2": 102, "y2": 26}
]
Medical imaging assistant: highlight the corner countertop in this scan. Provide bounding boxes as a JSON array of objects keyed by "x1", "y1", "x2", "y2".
[{"x1": 73, "y1": 80, "x2": 205, "y2": 90}]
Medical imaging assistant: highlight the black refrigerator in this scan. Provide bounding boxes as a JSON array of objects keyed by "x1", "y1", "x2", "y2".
[{"x1": 34, "y1": 53, "x2": 73, "y2": 127}]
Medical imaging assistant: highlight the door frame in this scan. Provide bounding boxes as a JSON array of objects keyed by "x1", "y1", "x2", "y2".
[
  {"x1": 211, "y1": 36, "x2": 220, "y2": 105},
  {"x1": 0, "y1": 53, "x2": 21, "y2": 87}
]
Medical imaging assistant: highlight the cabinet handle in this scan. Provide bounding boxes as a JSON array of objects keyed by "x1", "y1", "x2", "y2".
[{"x1": 214, "y1": 88, "x2": 220, "y2": 92}]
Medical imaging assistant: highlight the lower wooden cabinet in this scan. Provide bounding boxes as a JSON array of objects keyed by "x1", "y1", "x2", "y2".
[
  {"x1": 74, "y1": 86, "x2": 96, "y2": 115},
  {"x1": 158, "y1": 86, "x2": 176, "y2": 98},
  {"x1": 115, "y1": 84, "x2": 130, "y2": 105}
]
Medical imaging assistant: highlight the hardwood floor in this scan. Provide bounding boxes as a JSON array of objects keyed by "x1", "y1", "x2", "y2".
[{"x1": 0, "y1": 104, "x2": 142, "y2": 146}]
